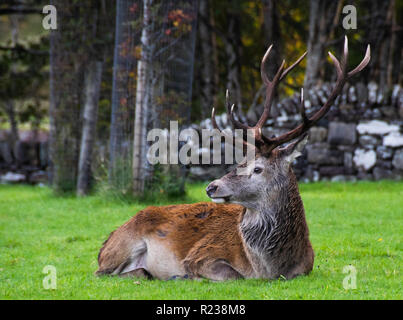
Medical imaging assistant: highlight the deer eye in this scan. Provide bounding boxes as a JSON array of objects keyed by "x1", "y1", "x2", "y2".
[{"x1": 253, "y1": 167, "x2": 263, "y2": 174}]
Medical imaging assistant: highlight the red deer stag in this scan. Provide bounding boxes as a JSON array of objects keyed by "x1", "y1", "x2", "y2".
[{"x1": 96, "y1": 37, "x2": 370, "y2": 280}]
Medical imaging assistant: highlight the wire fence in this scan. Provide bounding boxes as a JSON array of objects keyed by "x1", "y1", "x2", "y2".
[{"x1": 108, "y1": 0, "x2": 198, "y2": 194}]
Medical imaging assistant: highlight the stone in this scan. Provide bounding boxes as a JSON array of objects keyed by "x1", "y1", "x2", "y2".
[
  {"x1": 344, "y1": 152, "x2": 353, "y2": 170},
  {"x1": 377, "y1": 160, "x2": 392, "y2": 169},
  {"x1": 392, "y1": 149, "x2": 403, "y2": 170},
  {"x1": 357, "y1": 171, "x2": 373, "y2": 180},
  {"x1": 197, "y1": 148, "x2": 211, "y2": 162},
  {"x1": 219, "y1": 113, "x2": 228, "y2": 128},
  {"x1": 391, "y1": 84, "x2": 401, "y2": 106},
  {"x1": 317, "y1": 88, "x2": 328, "y2": 105},
  {"x1": 200, "y1": 118, "x2": 212, "y2": 130},
  {"x1": 376, "y1": 146, "x2": 394, "y2": 160},
  {"x1": 306, "y1": 143, "x2": 343, "y2": 165},
  {"x1": 271, "y1": 102, "x2": 281, "y2": 118},
  {"x1": 392, "y1": 170, "x2": 403, "y2": 180},
  {"x1": 355, "y1": 82, "x2": 368, "y2": 104},
  {"x1": 383, "y1": 132, "x2": 403, "y2": 148},
  {"x1": 358, "y1": 135, "x2": 379, "y2": 148},
  {"x1": 368, "y1": 82, "x2": 378, "y2": 104},
  {"x1": 13, "y1": 141, "x2": 31, "y2": 165},
  {"x1": 330, "y1": 175, "x2": 346, "y2": 182},
  {"x1": 373, "y1": 167, "x2": 394, "y2": 181},
  {"x1": 330, "y1": 175, "x2": 357, "y2": 182},
  {"x1": 39, "y1": 142, "x2": 48, "y2": 168},
  {"x1": 319, "y1": 166, "x2": 345, "y2": 176},
  {"x1": 283, "y1": 98, "x2": 297, "y2": 114},
  {"x1": 337, "y1": 145, "x2": 354, "y2": 152},
  {"x1": 372, "y1": 108, "x2": 382, "y2": 119},
  {"x1": 380, "y1": 106, "x2": 396, "y2": 118},
  {"x1": 346, "y1": 175, "x2": 357, "y2": 182},
  {"x1": 0, "y1": 141, "x2": 13, "y2": 164},
  {"x1": 29, "y1": 170, "x2": 48, "y2": 184},
  {"x1": 0, "y1": 130, "x2": 10, "y2": 141},
  {"x1": 313, "y1": 170, "x2": 320, "y2": 182},
  {"x1": 308, "y1": 90, "x2": 319, "y2": 106},
  {"x1": 301, "y1": 167, "x2": 313, "y2": 182},
  {"x1": 339, "y1": 103, "x2": 355, "y2": 119},
  {"x1": 0, "y1": 172, "x2": 26, "y2": 183},
  {"x1": 309, "y1": 127, "x2": 327, "y2": 143},
  {"x1": 362, "y1": 109, "x2": 374, "y2": 120},
  {"x1": 398, "y1": 90, "x2": 403, "y2": 118},
  {"x1": 356, "y1": 120, "x2": 399, "y2": 135},
  {"x1": 348, "y1": 86, "x2": 357, "y2": 103},
  {"x1": 328, "y1": 122, "x2": 356, "y2": 145},
  {"x1": 340, "y1": 84, "x2": 349, "y2": 105},
  {"x1": 189, "y1": 166, "x2": 225, "y2": 180},
  {"x1": 246, "y1": 108, "x2": 258, "y2": 124},
  {"x1": 353, "y1": 149, "x2": 376, "y2": 171}
]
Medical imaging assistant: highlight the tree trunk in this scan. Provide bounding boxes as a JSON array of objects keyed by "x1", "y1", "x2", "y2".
[
  {"x1": 225, "y1": 13, "x2": 243, "y2": 110},
  {"x1": 132, "y1": 0, "x2": 153, "y2": 196},
  {"x1": 48, "y1": 0, "x2": 86, "y2": 192},
  {"x1": 4, "y1": 100, "x2": 19, "y2": 148},
  {"x1": 365, "y1": 0, "x2": 391, "y2": 85},
  {"x1": 386, "y1": 0, "x2": 396, "y2": 89},
  {"x1": 304, "y1": 0, "x2": 341, "y2": 89},
  {"x1": 7, "y1": 15, "x2": 20, "y2": 154},
  {"x1": 198, "y1": 0, "x2": 214, "y2": 119},
  {"x1": 77, "y1": 60, "x2": 103, "y2": 196},
  {"x1": 377, "y1": 0, "x2": 394, "y2": 93},
  {"x1": 210, "y1": 3, "x2": 219, "y2": 107},
  {"x1": 262, "y1": 0, "x2": 282, "y2": 77}
]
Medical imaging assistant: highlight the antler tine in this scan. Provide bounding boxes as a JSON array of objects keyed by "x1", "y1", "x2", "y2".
[
  {"x1": 348, "y1": 44, "x2": 371, "y2": 77},
  {"x1": 255, "y1": 48, "x2": 307, "y2": 130},
  {"x1": 342, "y1": 35, "x2": 349, "y2": 73},
  {"x1": 226, "y1": 89, "x2": 250, "y2": 130},
  {"x1": 280, "y1": 51, "x2": 307, "y2": 81},
  {"x1": 211, "y1": 107, "x2": 221, "y2": 132},
  {"x1": 260, "y1": 44, "x2": 273, "y2": 84},
  {"x1": 300, "y1": 88, "x2": 309, "y2": 124},
  {"x1": 255, "y1": 59, "x2": 285, "y2": 129},
  {"x1": 261, "y1": 37, "x2": 370, "y2": 154},
  {"x1": 211, "y1": 106, "x2": 255, "y2": 152},
  {"x1": 225, "y1": 89, "x2": 231, "y2": 114}
]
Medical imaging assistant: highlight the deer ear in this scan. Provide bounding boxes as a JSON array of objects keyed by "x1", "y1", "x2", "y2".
[{"x1": 279, "y1": 134, "x2": 309, "y2": 163}]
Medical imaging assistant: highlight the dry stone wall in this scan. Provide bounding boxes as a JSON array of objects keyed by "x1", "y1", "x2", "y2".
[
  {"x1": 188, "y1": 82, "x2": 403, "y2": 182},
  {"x1": 1, "y1": 82, "x2": 402, "y2": 184}
]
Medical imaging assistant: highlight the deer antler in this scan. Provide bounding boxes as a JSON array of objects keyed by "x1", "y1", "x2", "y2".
[
  {"x1": 212, "y1": 36, "x2": 370, "y2": 156},
  {"x1": 259, "y1": 36, "x2": 370, "y2": 154}
]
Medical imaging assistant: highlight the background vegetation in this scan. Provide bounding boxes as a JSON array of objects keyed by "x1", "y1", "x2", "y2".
[{"x1": 0, "y1": 0, "x2": 402, "y2": 197}]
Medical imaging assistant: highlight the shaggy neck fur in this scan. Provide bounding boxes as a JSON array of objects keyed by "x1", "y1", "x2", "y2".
[{"x1": 239, "y1": 169, "x2": 312, "y2": 279}]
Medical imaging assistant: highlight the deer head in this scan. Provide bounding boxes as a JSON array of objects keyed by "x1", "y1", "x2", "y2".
[{"x1": 206, "y1": 36, "x2": 370, "y2": 210}]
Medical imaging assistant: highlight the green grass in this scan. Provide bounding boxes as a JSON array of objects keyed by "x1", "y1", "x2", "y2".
[{"x1": 0, "y1": 181, "x2": 402, "y2": 300}]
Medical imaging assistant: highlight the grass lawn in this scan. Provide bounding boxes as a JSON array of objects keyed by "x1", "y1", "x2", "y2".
[{"x1": 0, "y1": 181, "x2": 402, "y2": 300}]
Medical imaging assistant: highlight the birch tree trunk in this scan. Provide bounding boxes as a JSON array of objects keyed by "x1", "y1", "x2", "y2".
[
  {"x1": 77, "y1": 60, "x2": 103, "y2": 196},
  {"x1": 132, "y1": 0, "x2": 153, "y2": 196}
]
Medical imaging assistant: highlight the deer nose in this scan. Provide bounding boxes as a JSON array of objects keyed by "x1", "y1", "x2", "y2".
[{"x1": 206, "y1": 184, "x2": 218, "y2": 197}]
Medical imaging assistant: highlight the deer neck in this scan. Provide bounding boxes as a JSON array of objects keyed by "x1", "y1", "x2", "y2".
[{"x1": 239, "y1": 170, "x2": 311, "y2": 278}]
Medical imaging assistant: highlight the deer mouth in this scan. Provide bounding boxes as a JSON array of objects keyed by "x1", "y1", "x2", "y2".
[{"x1": 210, "y1": 196, "x2": 231, "y2": 203}]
